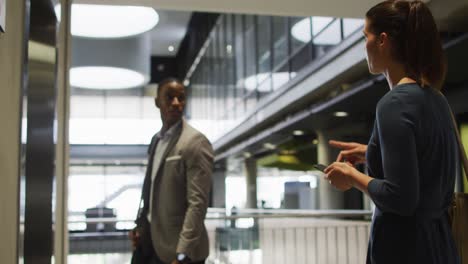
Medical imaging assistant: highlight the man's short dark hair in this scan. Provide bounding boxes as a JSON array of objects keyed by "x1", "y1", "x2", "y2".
[{"x1": 157, "y1": 77, "x2": 184, "y2": 96}]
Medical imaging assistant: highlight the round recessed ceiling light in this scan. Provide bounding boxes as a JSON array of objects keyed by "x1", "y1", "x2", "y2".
[
  {"x1": 70, "y1": 66, "x2": 147, "y2": 89},
  {"x1": 168, "y1": 45, "x2": 175, "y2": 52},
  {"x1": 55, "y1": 4, "x2": 159, "y2": 38},
  {"x1": 334, "y1": 111, "x2": 349, "y2": 117},
  {"x1": 293, "y1": 130, "x2": 305, "y2": 136},
  {"x1": 226, "y1": 44, "x2": 233, "y2": 54}
]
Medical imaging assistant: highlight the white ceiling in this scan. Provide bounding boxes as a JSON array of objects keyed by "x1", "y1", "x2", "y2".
[
  {"x1": 75, "y1": 0, "x2": 468, "y2": 31},
  {"x1": 75, "y1": 0, "x2": 379, "y2": 18},
  {"x1": 72, "y1": 0, "x2": 468, "y2": 57}
]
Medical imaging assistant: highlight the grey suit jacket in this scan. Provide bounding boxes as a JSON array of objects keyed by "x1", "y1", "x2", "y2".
[{"x1": 142, "y1": 119, "x2": 213, "y2": 263}]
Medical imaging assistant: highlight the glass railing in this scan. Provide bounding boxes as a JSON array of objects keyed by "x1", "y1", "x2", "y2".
[
  {"x1": 67, "y1": 208, "x2": 371, "y2": 264},
  {"x1": 205, "y1": 208, "x2": 371, "y2": 264}
]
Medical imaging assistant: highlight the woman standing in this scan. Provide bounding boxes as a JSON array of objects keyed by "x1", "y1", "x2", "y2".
[{"x1": 325, "y1": 1, "x2": 461, "y2": 263}]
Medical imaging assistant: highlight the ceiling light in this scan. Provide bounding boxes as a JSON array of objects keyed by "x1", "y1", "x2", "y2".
[
  {"x1": 263, "y1": 143, "x2": 276, "y2": 150},
  {"x1": 168, "y1": 45, "x2": 175, "y2": 52},
  {"x1": 291, "y1": 18, "x2": 312, "y2": 43},
  {"x1": 183, "y1": 79, "x2": 190, "y2": 86},
  {"x1": 72, "y1": 36, "x2": 150, "y2": 89},
  {"x1": 292, "y1": 16, "x2": 340, "y2": 45},
  {"x1": 334, "y1": 111, "x2": 349, "y2": 117},
  {"x1": 243, "y1": 152, "x2": 252, "y2": 159},
  {"x1": 55, "y1": 4, "x2": 159, "y2": 38},
  {"x1": 293, "y1": 130, "x2": 305, "y2": 136},
  {"x1": 70, "y1": 66, "x2": 147, "y2": 89},
  {"x1": 226, "y1": 44, "x2": 233, "y2": 54},
  {"x1": 313, "y1": 139, "x2": 318, "y2": 145}
]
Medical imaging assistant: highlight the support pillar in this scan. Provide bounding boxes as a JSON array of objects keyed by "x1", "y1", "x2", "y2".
[
  {"x1": 317, "y1": 130, "x2": 344, "y2": 209},
  {"x1": 211, "y1": 160, "x2": 227, "y2": 208},
  {"x1": 244, "y1": 157, "x2": 258, "y2": 208}
]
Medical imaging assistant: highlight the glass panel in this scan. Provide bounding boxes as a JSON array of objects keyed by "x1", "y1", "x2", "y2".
[
  {"x1": 257, "y1": 76, "x2": 272, "y2": 95},
  {"x1": 313, "y1": 18, "x2": 341, "y2": 46},
  {"x1": 244, "y1": 15, "x2": 257, "y2": 96},
  {"x1": 272, "y1": 16, "x2": 289, "y2": 71},
  {"x1": 271, "y1": 71, "x2": 291, "y2": 91},
  {"x1": 257, "y1": 16, "x2": 272, "y2": 94},
  {"x1": 203, "y1": 53, "x2": 210, "y2": 119},
  {"x1": 289, "y1": 17, "x2": 310, "y2": 55},
  {"x1": 312, "y1": 16, "x2": 334, "y2": 37},
  {"x1": 68, "y1": 166, "x2": 145, "y2": 232},
  {"x1": 343, "y1": 18, "x2": 364, "y2": 38},
  {"x1": 208, "y1": 33, "x2": 216, "y2": 120},
  {"x1": 235, "y1": 97, "x2": 245, "y2": 120},
  {"x1": 225, "y1": 15, "x2": 236, "y2": 120},
  {"x1": 290, "y1": 44, "x2": 312, "y2": 76},
  {"x1": 245, "y1": 90, "x2": 257, "y2": 113},
  {"x1": 234, "y1": 15, "x2": 246, "y2": 119},
  {"x1": 216, "y1": 19, "x2": 225, "y2": 120}
]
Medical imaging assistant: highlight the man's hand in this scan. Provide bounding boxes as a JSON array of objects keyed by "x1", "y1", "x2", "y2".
[
  {"x1": 324, "y1": 162, "x2": 356, "y2": 191},
  {"x1": 128, "y1": 228, "x2": 140, "y2": 250},
  {"x1": 329, "y1": 140, "x2": 367, "y2": 166}
]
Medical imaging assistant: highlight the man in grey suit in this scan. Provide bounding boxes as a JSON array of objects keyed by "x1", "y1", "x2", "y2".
[{"x1": 130, "y1": 78, "x2": 213, "y2": 264}]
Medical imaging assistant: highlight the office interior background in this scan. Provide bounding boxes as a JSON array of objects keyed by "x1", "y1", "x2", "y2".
[{"x1": 1, "y1": 0, "x2": 468, "y2": 263}]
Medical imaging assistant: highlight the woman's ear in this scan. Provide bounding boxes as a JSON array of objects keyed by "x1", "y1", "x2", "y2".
[{"x1": 379, "y1": 32, "x2": 388, "y2": 47}]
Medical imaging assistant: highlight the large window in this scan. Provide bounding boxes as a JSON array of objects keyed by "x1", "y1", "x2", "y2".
[
  {"x1": 187, "y1": 14, "x2": 364, "y2": 142},
  {"x1": 68, "y1": 166, "x2": 145, "y2": 232}
]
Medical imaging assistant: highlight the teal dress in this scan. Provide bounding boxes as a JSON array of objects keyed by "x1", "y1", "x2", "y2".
[{"x1": 365, "y1": 83, "x2": 460, "y2": 264}]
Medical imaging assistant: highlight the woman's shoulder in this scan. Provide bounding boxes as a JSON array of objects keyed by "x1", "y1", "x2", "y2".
[{"x1": 376, "y1": 83, "x2": 427, "y2": 116}]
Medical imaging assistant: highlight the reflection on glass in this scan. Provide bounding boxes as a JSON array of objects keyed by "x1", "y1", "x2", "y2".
[
  {"x1": 68, "y1": 166, "x2": 144, "y2": 232},
  {"x1": 291, "y1": 17, "x2": 312, "y2": 43},
  {"x1": 272, "y1": 16, "x2": 288, "y2": 71},
  {"x1": 242, "y1": 72, "x2": 293, "y2": 92},
  {"x1": 225, "y1": 15, "x2": 236, "y2": 119},
  {"x1": 182, "y1": 14, "x2": 362, "y2": 133},
  {"x1": 314, "y1": 18, "x2": 341, "y2": 45},
  {"x1": 289, "y1": 17, "x2": 309, "y2": 55},
  {"x1": 291, "y1": 16, "x2": 336, "y2": 43},
  {"x1": 245, "y1": 16, "x2": 256, "y2": 80},
  {"x1": 245, "y1": 91, "x2": 257, "y2": 113},
  {"x1": 257, "y1": 16, "x2": 272, "y2": 91},
  {"x1": 343, "y1": 18, "x2": 365, "y2": 38}
]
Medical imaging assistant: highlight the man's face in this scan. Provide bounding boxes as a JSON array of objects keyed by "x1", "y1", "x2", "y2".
[{"x1": 155, "y1": 81, "x2": 186, "y2": 128}]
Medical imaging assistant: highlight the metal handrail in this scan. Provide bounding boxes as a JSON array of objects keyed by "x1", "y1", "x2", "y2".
[
  {"x1": 68, "y1": 209, "x2": 372, "y2": 224},
  {"x1": 207, "y1": 208, "x2": 372, "y2": 219}
]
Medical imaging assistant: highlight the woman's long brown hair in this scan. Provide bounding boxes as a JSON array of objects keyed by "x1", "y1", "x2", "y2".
[{"x1": 366, "y1": 0, "x2": 446, "y2": 90}]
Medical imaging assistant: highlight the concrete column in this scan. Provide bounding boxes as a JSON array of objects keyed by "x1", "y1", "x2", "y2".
[
  {"x1": 0, "y1": 0, "x2": 28, "y2": 263},
  {"x1": 244, "y1": 157, "x2": 258, "y2": 208},
  {"x1": 211, "y1": 160, "x2": 227, "y2": 208},
  {"x1": 316, "y1": 130, "x2": 344, "y2": 209}
]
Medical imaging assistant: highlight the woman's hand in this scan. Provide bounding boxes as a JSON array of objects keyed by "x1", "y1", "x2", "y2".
[
  {"x1": 324, "y1": 162, "x2": 357, "y2": 191},
  {"x1": 329, "y1": 140, "x2": 367, "y2": 166}
]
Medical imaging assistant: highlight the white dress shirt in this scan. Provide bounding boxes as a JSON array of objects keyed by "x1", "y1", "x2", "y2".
[{"x1": 147, "y1": 121, "x2": 181, "y2": 222}]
